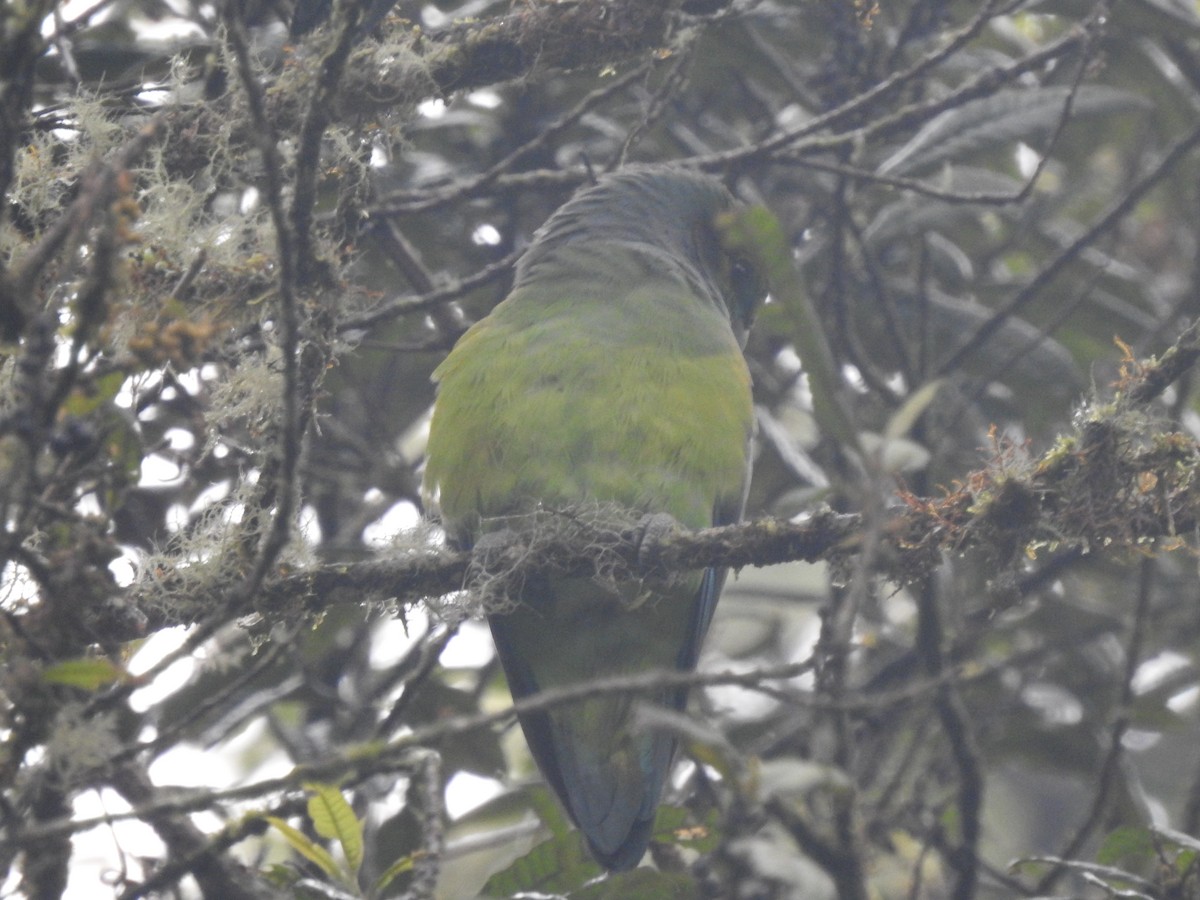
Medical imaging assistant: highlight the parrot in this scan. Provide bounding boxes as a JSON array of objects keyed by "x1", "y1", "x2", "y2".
[{"x1": 422, "y1": 166, "x2": 766, "y2": 871}]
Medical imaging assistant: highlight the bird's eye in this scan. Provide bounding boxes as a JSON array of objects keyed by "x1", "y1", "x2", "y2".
[{"x1": 729, "y1": 255, "x2": 765, "y2": 330}]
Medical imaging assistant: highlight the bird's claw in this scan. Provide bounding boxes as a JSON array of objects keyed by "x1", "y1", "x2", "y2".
[{"x1": 635, "y1": 512, "x2": 680, "y2": 573}]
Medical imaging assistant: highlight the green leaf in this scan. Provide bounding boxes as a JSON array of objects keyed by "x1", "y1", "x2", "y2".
[
  {"x1": 884, "y1": 380, "x2": 944, "y2": 442},
  {"x1": 261, "y1": 861, "x2": 302, "y2": 888},
  {"x1": 62, "y1": 371, "x2": 125, "y2": 417},
  {"x1": 264, "y1": 816, "x2": 342, "y2": 882},
  {"x1": 1176, "y1": 849, "x2": 1198, "y2": 877},
  {"x1": 1097, "y1": 825, "x2": 1155, "y2": 866},
  {"x1": 940, "y1": 804, "x2": 961, "y2": 844},
  {"x1": 42, "y1": 657, "x2": 127, "y2": 691},
  {"x1": 652, "y1": 806, "x2": 720, "y2": 854},
  {"x1": 305, "y1": 783, "x2": 364, "y2": 875},
  {"x1": 479, "y1": 806, "x2": 715, "y2": 896},
  {"x1": 574, "y1": 867, "x2": 700, "y2": 899},
  {"x1": 481, "y1": 830, "x2": 601, "y2": 896},
  {"x1": 372, "y1": 852, "x2": 417, "y2": 894},
  {"x1": 1152, "y1": 826, "x2": 1200, "y2": 855},
  {"x1": 98, "y1": 406, "x2": 143, "y2": 482},
  {"x1": 526, "y1": 784, "x2": 572, "y2": 840}
]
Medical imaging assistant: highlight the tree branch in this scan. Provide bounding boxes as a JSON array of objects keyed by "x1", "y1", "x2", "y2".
[{"x1": 82, "y1": 315, "x2": 1200, "y2": 647}]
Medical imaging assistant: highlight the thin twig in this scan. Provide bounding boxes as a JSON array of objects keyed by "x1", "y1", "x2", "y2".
[{"x1": 1033, "y1": 557, "x2": 1157, "y2": 894}]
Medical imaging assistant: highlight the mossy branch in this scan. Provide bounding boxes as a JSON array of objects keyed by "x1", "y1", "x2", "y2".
[
  {"x1": 165, "y1": 0, "x2": 680, "y2": 172},
  {"x1": 419, "y1": 0, "x2": 677, "y2": 94},
  {"x1": 89, "y1": 318, "x2": 1200, "y2": 642}
]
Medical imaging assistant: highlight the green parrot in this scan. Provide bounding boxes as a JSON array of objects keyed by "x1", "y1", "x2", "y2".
[{"x1": 423, "y1": 167, "x2": 765, "y2": 870}]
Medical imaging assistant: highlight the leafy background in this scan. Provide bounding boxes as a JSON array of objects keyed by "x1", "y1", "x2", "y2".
[{"x1": 2, "y1": 0, "x2": 1200, "y2": 898}]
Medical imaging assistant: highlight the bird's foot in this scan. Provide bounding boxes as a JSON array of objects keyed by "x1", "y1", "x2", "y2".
[
  {"x1": 471, "y1": 528, "x2": 518, "y2": 566},
  {"x1": 634, "y1": 512, "x2": 680, "y2": 576}
]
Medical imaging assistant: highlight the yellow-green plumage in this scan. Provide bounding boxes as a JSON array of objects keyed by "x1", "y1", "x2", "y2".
[
  {"x1": 423, "y1": 168, "x2": 764, "y2": 870},
  {"x1": 427, "y1": 260, "x2": 752, "y2": 529}
]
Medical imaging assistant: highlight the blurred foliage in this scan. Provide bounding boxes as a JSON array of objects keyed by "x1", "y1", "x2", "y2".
[{"x1": 3, "y1": 0, "x2": 1200, "y2": 898}]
